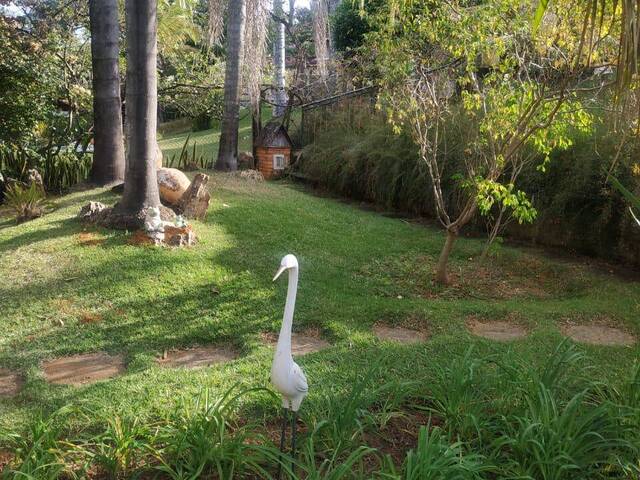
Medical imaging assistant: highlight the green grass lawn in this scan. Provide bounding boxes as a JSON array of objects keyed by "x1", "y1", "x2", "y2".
[
  {"x1": 158, "y1": 109, "x2": 275, "y2": 164},
  {"x1": 1, "y1": 175, "x2": 639, "y2": 477}
]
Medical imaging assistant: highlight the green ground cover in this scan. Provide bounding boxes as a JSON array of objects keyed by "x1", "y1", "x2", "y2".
[
  {"x1": 0, "y1": 175, "x2": 639, "y2": 477},
  {"x1": 157, "y1": 109, "x2": 276, "y2": 164}
]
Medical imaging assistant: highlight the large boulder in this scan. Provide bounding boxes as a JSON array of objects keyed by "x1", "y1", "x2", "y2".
[{"x1": 157, "y1": 168, "x2": 190, "y2": 205}]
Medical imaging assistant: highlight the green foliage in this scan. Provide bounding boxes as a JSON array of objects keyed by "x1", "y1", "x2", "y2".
[
  {"x1": 3, "y1": 344, "x2": 639, "y2": 479},
  {"x1": 0, "y1": 17, "x2": 57, "y2": 145},
  {"x1": 87, "y1": 415, "x2": 155, "y2": 478},
  {"x1": 153, "y1": 386, "x2": 276, "y2": 480},
  {"x1": 165, "y1": 134, "x2": 211, "y2": 170},
  {"x1": 0, "y1": 144, "x2": 91, "y2": 195},
  {"x1": 475, "y1": 180, "x2": 537, "y2": 225},
  {"x1": 0, "y1": 407, "x2": 71, "y2": 480},
  {"x1": 331, "y1": 2, "x2": 373, "y2": 53},
  {"x1": 300, "y1": 105, "x2": 640, "y2": 262},
  {"x1": 379, "y1": 426, "x2": 487, "y2": 480},
  {"x1": 3, "y1": 182, "x2": 54, "y2": 224}
]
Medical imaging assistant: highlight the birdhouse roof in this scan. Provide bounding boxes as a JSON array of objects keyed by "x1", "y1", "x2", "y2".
[{"x1": 256, "y1": 121, "x2": 292, "y2": 148}]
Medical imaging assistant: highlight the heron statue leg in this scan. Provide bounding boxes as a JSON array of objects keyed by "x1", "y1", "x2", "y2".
[
  {"x1": 276, "y1": 407, "x2": 288, "y2": 480},
  {"x1": 291, "y1": 411, "x2": 298, "y2": 476}
]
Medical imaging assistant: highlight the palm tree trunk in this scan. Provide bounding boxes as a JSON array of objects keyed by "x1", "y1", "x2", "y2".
[
  {"x1": 111, "y1": 0, "x2": 161, "y2": 226},
  {"x1": 216, "y1": 0, "x2": 246, "y2": 171},
  {"x1": 273, "y1": 0, "x2": 287, "y2": 117},
  {"x1": 88, "y1": 0, "x2": 125, "y2": 185}
]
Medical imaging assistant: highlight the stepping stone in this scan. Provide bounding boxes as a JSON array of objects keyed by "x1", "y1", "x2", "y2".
[
  {"x1": 157, "y1": 346, "x2": 238, "y2": 369},
  {"x1": 263, "y1": 331, "x2": 331, "y2": 356},
  {"x1": 42, "y1": 352, "x2": 125, "y2": 386},
  {"x1": 0, "y1": 368, "x2": 22, "y2": 397},
  {"x1": 562, "y1": 324, "x2": 636, "y2": 346},
  {"x1": 373, "y1": 325, "x2": 428, "y2": 344},
  {"x1": 467, "y1": 320, "x2": 528, "y2": 342}
]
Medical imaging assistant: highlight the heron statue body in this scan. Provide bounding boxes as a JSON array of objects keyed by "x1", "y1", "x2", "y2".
[{"x1": 271, "y1": 254, "x2": 308, "y2": 476}]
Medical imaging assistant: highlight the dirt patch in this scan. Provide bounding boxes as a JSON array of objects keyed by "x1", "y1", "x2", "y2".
[
  {"x1": 562, "y1": 324, "x2": 636, "y2": 346},
  {"x1": 42, "y1": 352, "x2": 125, "y2": 386},
  {"x1": 76, "y1": 231, "x2": 105, "y2": 247},
  {"x1": 79, "y1": 311, "x2": 103, "y2": 324},
  {"x1": 127, "y1": 230, "x2": 155, "y2": 246},
  {"x1": 262, "y1": 330, "x2": 331, "y2": 356},
  {"x1": 157, "y1": 346, "x2": 238, "y2": 369},
  {"x1": 0, "y1": 450, "x2": 13, "y2": 471},
  {"x1": 467, "y1": 317, "x2": 528, "y2": 342},
  {"x1": 364, "y1": 410, "x2": 439, "y2": 466},
  {"x1": 373, "y1": 325, "x2": 428, "y2": 344},
  {"x1": 357, "y1": 252, "x2": 589, "y2": 301},
  {"x1": 0, "y1": 368, "x2": 22, "y2": 397}
]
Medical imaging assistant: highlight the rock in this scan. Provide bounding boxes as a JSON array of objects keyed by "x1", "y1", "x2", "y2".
[
  {"x1": 78, "y1": 201, "x2": 108, "y2": 223},
  {"x1": 157, "y1": 168, "x2": 190, "y2": 205},
  {"x1": 239, "y1": 169, "x2": 264, "y2": 182},
  {"x1": 165, "y1": 224, "x2": 197, "y2": 247},
  {"x1": 177, "y1": 173, "x2": 210, "y2": 220},
  {"x1": 238, "y1": 151, "x2": 255, "y2": 170},
  {"x1": 27, "y1": 169, "x2": 44, "y2": 191},
  {"x1": 97, "y1": 204, "x2": 175, "y2": 230}
]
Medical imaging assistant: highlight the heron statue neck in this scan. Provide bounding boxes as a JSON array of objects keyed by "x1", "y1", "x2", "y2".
[{"x1": 276, "y1": 265, "x2": 298, "y2": 360}]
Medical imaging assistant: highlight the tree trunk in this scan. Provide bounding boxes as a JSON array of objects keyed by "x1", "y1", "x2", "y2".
[
  {"x1": 216, "y1": 0, "x2": 246, "y2": 171},
  {"x1": 88, "y1": 0, "x2": 125, "y2": 185},
  {"x1": 272, "y1": 0, "x2": 287, "y2": 117},
  {"x1": 111, "y1": 0, "x2": 161, "y2": 227},
  {"x1": 435, "y1": 228, "x2": 457, "y2": 284}
]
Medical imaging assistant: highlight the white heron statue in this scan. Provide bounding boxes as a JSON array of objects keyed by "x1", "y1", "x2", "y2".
[{"x1": 271, "y1": 254, "x2": 308, "y2": 475}]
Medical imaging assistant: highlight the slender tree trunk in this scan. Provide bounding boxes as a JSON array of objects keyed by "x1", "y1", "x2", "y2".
[
  {"x1": 88, "y1": 0, "x2": 125, "y2": 185},
  {"x1": 216, "y1": 0, "x2": 246, "y2": 171},
  {"x1": 435, "y1": 228, "x2": 457, "y2": 284},
  {"x1": 111, "y1": 0, "x2": 161, "y2": 226},
  {"x1": 480, "y1": 207, "x2": 506, "y2": 262},
  {"x1": 273, "y1": 0, "x2": 287, "y2": 117}
]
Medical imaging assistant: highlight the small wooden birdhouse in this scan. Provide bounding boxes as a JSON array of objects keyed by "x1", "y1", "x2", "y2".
[{"x1": 255, "y1": 121, "x2": 293, "y2": 180}]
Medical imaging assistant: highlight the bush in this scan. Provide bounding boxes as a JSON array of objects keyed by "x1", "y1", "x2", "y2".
[
  {"x1": 3, "y1": 182, "x2": 54, "y2": 223},
  {"x1": 0, "y1": 143, "x2": 92, "y2": 198},
  {"x1": 299, "y1": 108, "x2": 640, "y2": 266}
]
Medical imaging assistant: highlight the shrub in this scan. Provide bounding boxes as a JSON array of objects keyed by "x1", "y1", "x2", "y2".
[
  {"x1": 3, "y1": 182, "x2": 54, "y2": 223},
  {"x1": 0, "y1": 143, "x2": 91, "y2": 197},
  {"x1": 1, "y1": 407, "x2": 71, "y2": 480},
  {"x1": 299, "y1": 108, "x2": 640, "y2": 265}
]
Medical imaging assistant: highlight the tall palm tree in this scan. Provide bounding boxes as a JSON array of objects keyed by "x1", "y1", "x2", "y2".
[
  {"x1": 216, "y1": 0, "x2": 246, "y2": 171},
  {"x1": 111, "y1": 0, "x2": 161, "y2": 226},
  {"x1": 88, "y1": 0, "x2": 125, "y2": 185},
  {"x1": 273, "y1": 0, "x2": 287, "y2": 117}
]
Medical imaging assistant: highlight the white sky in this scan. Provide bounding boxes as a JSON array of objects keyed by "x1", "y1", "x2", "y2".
[{"x1": 295, "y1": 0, "x2": 311, "y2": 8}]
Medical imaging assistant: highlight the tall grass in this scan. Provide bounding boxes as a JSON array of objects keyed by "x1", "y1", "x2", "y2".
[
  {"x1": 1, "y1": 345, "x2": 639, "y2": 479},
  {"x1": 299, "y1": 108, "x2": 640, "y2": 265}
]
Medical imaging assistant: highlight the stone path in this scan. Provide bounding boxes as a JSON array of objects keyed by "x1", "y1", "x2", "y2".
[
  {"x1": 562, "y1": 324, "x2": 636, "y2": 346},
  {"x1": 467, "y1": 319, "x2": 528, "y2": 342},
  {"x1": 2, "y1": 318, "x2": 631, "y2": 397},
  {"x1": 42, "y1": 352, "x2": 125, "y2": 386},
  {"x1": 157, "y1": 346, "x2": 238, "y2": 369},
  {"x1": 373, "y1": 325, "x2": 428, "y2": 344},
  {"x1": 263, "y1": 331, "x2": 331, "y2": 355},
  {"x1": 0, "y1": 368, "x2": 22, "y2": 397}
]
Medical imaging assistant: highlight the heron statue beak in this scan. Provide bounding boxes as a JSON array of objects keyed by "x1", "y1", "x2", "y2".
[{"x1": 273, "y1": 265, "x2": 287, "y2": 282}]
